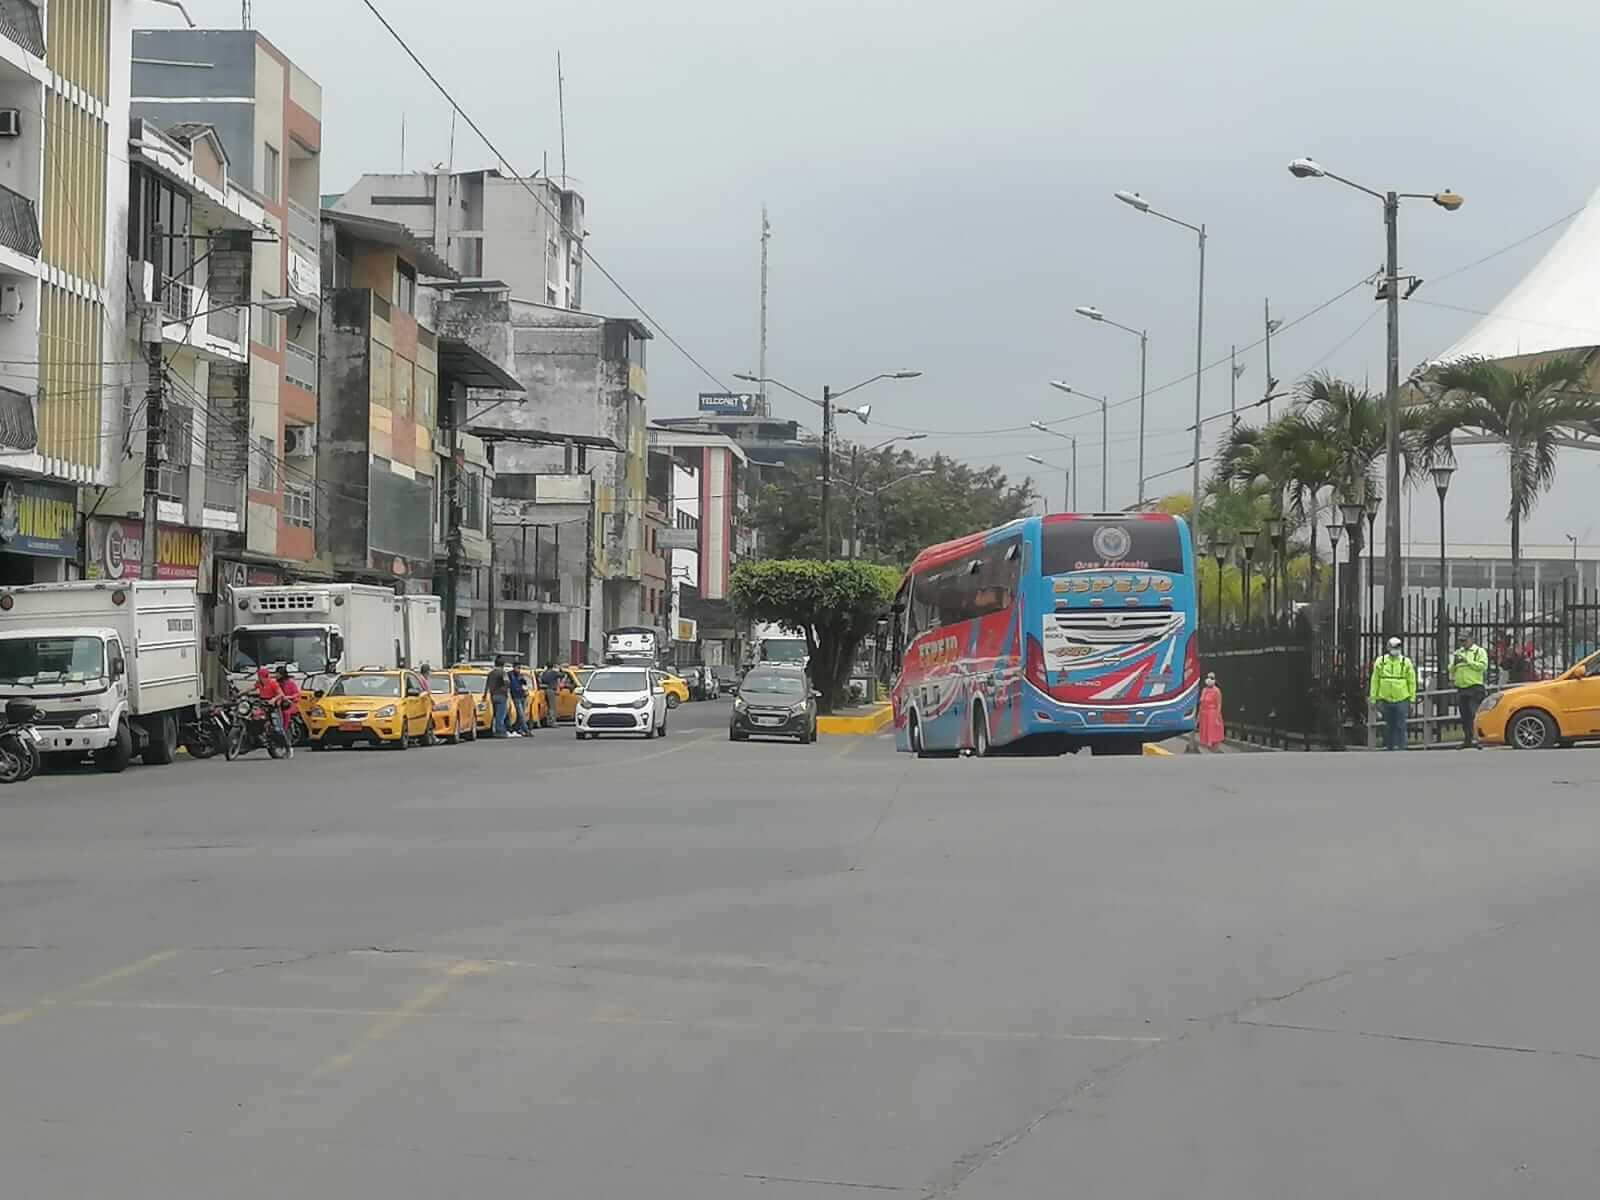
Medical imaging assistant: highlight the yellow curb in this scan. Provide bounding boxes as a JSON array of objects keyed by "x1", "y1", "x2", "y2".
[
  {"x1": 1142, "y1": 743, "x2": 1173, "y2": 756},
  {"x1": 818, "y1": 703, "x2": 894, "y2": 736}
]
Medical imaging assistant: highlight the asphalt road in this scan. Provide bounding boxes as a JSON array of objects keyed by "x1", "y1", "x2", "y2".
[{"x1": 4, "y1": 702, "x2": 1600, "y2": 1197}]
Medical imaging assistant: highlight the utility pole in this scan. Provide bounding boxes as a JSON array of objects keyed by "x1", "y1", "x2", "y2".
[
  {"x1": 1263, "y1": 299, "x2": 1280, "y2": 421},
  {"x1": 241, "y1": 0, "x2": 251, "y2": 28},
  {"x1": 441, "y1": 384, "x2": 464, "y2": 662},
  {"x1": 583, "y1": 477, "x2": 596, "y2": 659},
  {"x1": 140, "y1": 223, "x2": 166, "y2": 581},
  {"x1": 820, "y1": 384, "x2": 833, "y2": 558},
  {"x1": 758, "y1": 207, "x2": 770, "y2": 417},
  {"x1": 1191, "y1": 225, "x2": 1206, "y2": 525},
  {"x1": 1383, "y1": 192, "x2": 1402, "y2": 638},
  {"x1": 1135, "y1": 328, "x2": 1147, "y2": 505}
]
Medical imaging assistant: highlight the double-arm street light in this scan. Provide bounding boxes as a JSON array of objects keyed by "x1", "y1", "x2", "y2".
[
  {"x1": 1028, "y1": 421, "x2": 1078, "y2": 511},
  {"x1": 734, "y1": 370, "x2": 921, "y2": 558},
  {"x1": 1025, "y1": 454, "x2": 1071, "y2": 514},
  {"x1": 1114, "y1": 190, "x2": 1206, "y2": 521},
  {"x1": 1074, "y1": 305, "x2": 1148, "y2": 504},
  {"x1": 1287, "y1": 157, "x2": 1463, "y2": 635},
  {"x1": 1048, "y1": 382, "x2": 1108, "y2": 509},
  {"x1": 837, "y1": 468, "x2": 934, "y2": 560}
]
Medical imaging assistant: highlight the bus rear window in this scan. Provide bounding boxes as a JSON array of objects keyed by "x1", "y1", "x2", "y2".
[{"x1": 1041, "y1": 519, "x2": 1184, "y2": 575}]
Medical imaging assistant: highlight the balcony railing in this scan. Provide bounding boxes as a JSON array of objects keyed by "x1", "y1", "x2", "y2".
[
  {"x1": 284, "y1": 340, "x2": 317, "y2": 392},
  {"x1": 0, "y1": 183, "x2": 41, "y2": 259},
  {"x1": 287, "y1": 197, "x2": 319, "y2": 251},
  {"x1": 0, "y1": 1, "x2": 45, "y2": 58}
]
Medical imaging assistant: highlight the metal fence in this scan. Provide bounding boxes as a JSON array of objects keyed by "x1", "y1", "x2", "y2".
[{"x1": 1200, "y1": 581, "x2": 1600, "y2": 750}]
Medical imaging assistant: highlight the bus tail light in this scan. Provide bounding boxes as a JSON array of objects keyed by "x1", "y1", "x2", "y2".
[
  {"x1": 1184, "y1": 636, "x2": 1200, "y2": 686},
  {"x1": 1025, "y1": 635, "x2": 1047, "y2": 691}
]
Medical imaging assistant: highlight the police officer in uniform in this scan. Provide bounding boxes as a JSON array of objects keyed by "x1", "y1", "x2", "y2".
[
  {"x1": 1448, "y1": 632, "x2": 1489, "y2": 748},
  {"x1": 1369, "y1": 636, "x2": 1417, "y2": 751}
]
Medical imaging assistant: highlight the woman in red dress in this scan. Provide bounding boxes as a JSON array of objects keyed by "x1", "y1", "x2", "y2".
[{"x1": 1197, "y1": 672, "x2": 1225, "y2": 751}]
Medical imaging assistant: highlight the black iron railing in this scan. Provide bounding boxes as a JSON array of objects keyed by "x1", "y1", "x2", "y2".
[{"x1": 0, "y1": 1, "x2": 45, "y2": 58}]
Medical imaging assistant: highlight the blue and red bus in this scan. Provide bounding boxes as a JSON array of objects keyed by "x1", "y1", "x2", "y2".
[{"x1": 887, "y1": 512, "x2": 1199, "y2": 755}]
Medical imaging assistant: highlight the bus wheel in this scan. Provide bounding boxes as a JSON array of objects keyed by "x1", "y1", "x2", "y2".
[
  {"x1": 909, "y1": 714, "x2": 930, "y2": 759},
  {"x1": 971, "y1": 708, "x2": 990, "y2": 758}
]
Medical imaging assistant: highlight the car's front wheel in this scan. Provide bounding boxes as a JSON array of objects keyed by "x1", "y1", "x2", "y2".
[{"x1": 1509, "y1": 708, "x2": 1557, "y2": 750}]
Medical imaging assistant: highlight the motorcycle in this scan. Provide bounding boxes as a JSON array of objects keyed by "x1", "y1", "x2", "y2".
[
  {"x1": 225, "y1": 693, "x2": 291, "y2": 761},
  {"x1": 181, "y1": 699, "x2": 233, "y2": 760},
  {"x1": 0, "y1": 699, "x2": 41, "y2": 783}
]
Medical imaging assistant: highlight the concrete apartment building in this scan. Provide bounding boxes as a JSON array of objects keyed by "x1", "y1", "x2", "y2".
[
  {"x1": 431, "y1": 290, "x2": 646, "y2": 663},
  {"x1": 131, "y1": 28, "x2": 321, "y2": 579},
  {"x1": 333, "y1": 168, "x2": 583, "y2": 309},
  {"x1": 0, "y1": 0, "x2": 133, "y2": 584}
]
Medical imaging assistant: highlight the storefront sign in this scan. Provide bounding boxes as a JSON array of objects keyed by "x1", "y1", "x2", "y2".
[
  {"x1": 0, "y1": 477, "x2": 78, "y2": 558},
  {"x1": 86, "y1": 518, "x2": 207, "y2": 582},
  {"x1": 673, "y1": 617, "x2": 698, "y2": 643}
]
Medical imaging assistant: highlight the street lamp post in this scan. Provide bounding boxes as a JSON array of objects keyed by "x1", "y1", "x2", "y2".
[
  {"x1": 1287, "y1": 157, "x2": 1462, "y2": 636},
  {"x1": 1327, "y1": 521, "x2": 1344, "y2": 660},
  {"x1": 734, "y1": 370, "x2": 920, "y2": 558},
  {"x1": 1265, "y1": 516, "x2": 1284, "y2": 621},
  {"x1": 1364, "y1": 491, "x2": 1380, "y2": 631},
  {"x1": 1340, "y1": 501, "x2": 1365, "y2": 662},
  {"x1": 1211, "y1": 538, "x2": 1230, "y2": 627},
  {"x1": 1240, "y1": 529, "x2": 1260, "y2": 625},
  {"x1": 1028, "y1": 421, "x2": 1078, "y2": 510},
  {"x1": 838, "y1": 468, "x2": 935, "y2": 562},
  {"x1": 1115, "y1": 190, "x2": 1205, "y2": 523},
  {"x1": 1432, "y1": 464, "x2": 1456, "y2": 673},
  {"x1": 847, "y1": 434, "x2": 926, "y2": 559},
  {"x1": 1048, "y1": 382, "x2": 1109, "y2": 509},
  {"x1": 1075, "y1": 305, "x2": 1148, "y2": 504},
  {"x1": 1025, "y1": 454, "x2": 1069, "y2": 514}
]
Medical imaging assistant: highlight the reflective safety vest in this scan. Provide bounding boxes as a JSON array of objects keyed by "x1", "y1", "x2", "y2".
[
  {"x1": 1369, "y1": 653, "x2": 1417, "y2": 703},
  {"x1": 1449, "y1": 643, "x2": 1488, "y2": 689}
]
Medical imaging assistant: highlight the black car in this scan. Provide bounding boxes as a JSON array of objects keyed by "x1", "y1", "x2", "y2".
[
  {"x1": 710, "y1": 664, "x2": 742, "y2": 692},
  {"x1": 729, "y1": 666, "x2": 818, "y2": 743}
]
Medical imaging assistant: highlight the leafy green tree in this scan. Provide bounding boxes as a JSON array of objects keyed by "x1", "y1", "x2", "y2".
[
  {"x1": 729, "y1": 559, "x2": 900, "y2": 711},
  {"x1": 751, "y1": 447, "x2": 1035, "y2": 565},
  {"x1": 1414, "y1": 355, "x2": 1600, "y2": 616}
]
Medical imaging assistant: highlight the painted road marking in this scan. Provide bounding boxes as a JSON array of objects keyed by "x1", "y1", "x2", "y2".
[
  {"x1": 308, "y1": 958, "x2": 495, "y2": 1079},
  {"x1": 0, "y1": 948, "x2": 181, "y2": 1027}
]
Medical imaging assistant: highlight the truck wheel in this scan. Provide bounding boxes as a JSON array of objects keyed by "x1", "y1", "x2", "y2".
[
  {"x1": 140, "y1": 714, "x2": 178, "y2": 765},
  {"x1": 95, "y1": 721, "x2": 133, "y2": 774}
]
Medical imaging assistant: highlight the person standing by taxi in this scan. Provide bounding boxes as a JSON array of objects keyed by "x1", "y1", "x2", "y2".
[
  {"x1": 486, "y1": 657, "x2": 512, "y2": 738},
  {"x1": 1369, "y1": 637, "x2": 1417, "y2": 751},
  {"x1": 1448, "y1": 632, "x2": 1488, "y2": 748},
  {"x1": 508, "y1": 664, "x2": 532, "y2": 736},
  {"x1": 539, "y1": 663, "x2": 562, "y2": 729}
]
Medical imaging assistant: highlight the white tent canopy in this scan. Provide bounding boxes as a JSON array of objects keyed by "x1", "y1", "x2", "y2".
[{"x1": 1430, "y1": 188, "x2": 1600, "y2": 365}]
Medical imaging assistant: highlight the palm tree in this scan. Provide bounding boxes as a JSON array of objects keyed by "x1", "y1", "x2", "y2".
[{"x1": 1415, "y1": 354, "x2": 1600, "y2": 619}]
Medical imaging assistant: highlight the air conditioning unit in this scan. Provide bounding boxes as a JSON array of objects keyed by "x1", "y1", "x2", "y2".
[
  {"x1": 0, "y1": 110, "x2": 21, "y2": 139},
  {"x1": 283, "y1": 425, "x2": 315, "y2": 458}
]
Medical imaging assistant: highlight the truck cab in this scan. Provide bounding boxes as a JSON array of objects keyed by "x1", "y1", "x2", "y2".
[{"x1": 225, "y1": 584, "x2": 400, "y2": 694}]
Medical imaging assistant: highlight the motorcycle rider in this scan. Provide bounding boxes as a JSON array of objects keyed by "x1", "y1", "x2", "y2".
[
  {"x1": 275, "y1": 665, "x2": 302, "y2": 754},
  {"x1": 252, "y1": 666, "x2": 293, "y2": 758}
]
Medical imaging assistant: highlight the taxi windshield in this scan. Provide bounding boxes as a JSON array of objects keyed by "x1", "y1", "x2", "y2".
[
  {"x1": 327, "y1": 673, "x2": 401, "y2": 698},
  {"x1": 454, "y1": 673, "x2": 486, "y2": 695}
]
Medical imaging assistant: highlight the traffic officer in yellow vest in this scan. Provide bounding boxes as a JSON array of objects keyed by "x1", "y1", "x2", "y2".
[
  {"x1": 1369, "y1": 636, "x2": 1417, "y2": 751},
  {"x1": 1448, "y1": 631, "x2": 1489, "y2": 748}
]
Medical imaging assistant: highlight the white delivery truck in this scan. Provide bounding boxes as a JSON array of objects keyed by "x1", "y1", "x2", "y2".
[
  {"x1": 751, "y1": 622, "x2": 809, "y2": 667},
  {"x1": 399, "y1": 593, "x2": 444, "y2": 672},
  {"x1": 224, "y1": 583, "x2": 402, "y2": 691},
  {"x1": 0, "y1": 580, "x2": 202, "y2": 772}
]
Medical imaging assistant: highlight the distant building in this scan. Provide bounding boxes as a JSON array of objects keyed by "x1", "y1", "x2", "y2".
[
  {"x1": 132, "y1": 28, "x2": 324, "y2": 575},
  {"x1": 331, "y1": 169, "x2": 583, "y2": 309}
]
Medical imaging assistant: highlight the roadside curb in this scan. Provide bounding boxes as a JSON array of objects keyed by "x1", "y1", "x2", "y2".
[{"x1": 818, "y1": 704, "x2": 893, "y2": 736}]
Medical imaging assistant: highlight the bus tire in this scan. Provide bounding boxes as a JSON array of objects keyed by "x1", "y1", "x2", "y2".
[
  {"x1": 971, "y1": 706, "x2": 990, "y2": 758},
  {"x1": 909, "y1": 713, "x2": 930, "y2": 759}
]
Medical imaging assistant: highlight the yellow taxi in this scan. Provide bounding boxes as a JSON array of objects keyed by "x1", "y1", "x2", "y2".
[
  {"x1": 659, "y1": 671, "x2": 690, "y2": 708},
  {"x1": 424, "y1": 670, "x2": 479, "y2": 744},
  {"x1": 1475, "y1": 649, "x2": 1600, "y2": 750},
  {"x1": 450, "y1": 663, "x2": 549, "y2": 733},
  {"x1": 307, "y1": 669, "x2": 436, "y2": 750},
  {"x1": 554, "y1": 665, "x2": 593, "y2": 723}
]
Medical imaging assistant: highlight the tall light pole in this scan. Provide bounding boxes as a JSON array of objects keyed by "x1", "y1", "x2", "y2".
[
  {"x1": 1208, "y1": 538, "x2": 1228, "y2": 627},
  {"x1": 1287, "y1": 157, "x2": 1463, "y2": 636},
  {"x1": 1327, "y1": 521, "x2": 1344, "y2": 661},
  {"x1": 1074, "y1": 305, "x2": 1147, "y2": 503},
  {"x1": 847, "y1": 433, "x2": 925, "y2": 558},
  {"x1": 837, "y1": 469, "x2": 933, "y2": 561},
  {"x1": 1026, "y1": 454, "x2": 1069, "y2": 514},
  {"x1": 1115, "y1": 190, "x2": 1205, "y2": 523},
  {"x1": 1240, "y1": 530, "x2": 1260, "y2": 625},
  {"x1": 1048, "y1": 383, "x2": 1108, "y2": 509},
  {"x1": 735, "y1": 370, "x2": 920, "y2": 558},
  {"x1": 1029, "y1": 421, "x2": 1078, "y2": 510},
  {"x1": 1432, "y1": 465, "x2": 1456, "y2": 669},
  {"x1": 1364, "y1": 490, "x2": 1380, "y2": 630}
]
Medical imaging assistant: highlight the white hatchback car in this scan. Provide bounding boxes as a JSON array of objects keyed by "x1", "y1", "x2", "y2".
[{"x1": 574, "y1": 667, "x2": 668, "y2": 739}]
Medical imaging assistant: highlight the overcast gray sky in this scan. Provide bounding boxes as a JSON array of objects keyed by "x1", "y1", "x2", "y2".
[{"x1": 154, "y1": 0, "x2": 1600, "y2": 549}]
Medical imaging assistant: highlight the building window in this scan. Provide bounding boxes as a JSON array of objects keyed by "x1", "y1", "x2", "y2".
[
  {"x1": 157, "y1": 402, "x2": 193, "y2": 505},
  {"x1": 252, "y1": 292, "x2": 279, "y2": 350},
  {"x1": 284, "y1": 481, "x2": 314, "y2": 528},
  {"x1": 254, "y1": 435, "x2": 275, "y2": 491},
  {"x1": 394, "y1": 261, "x2": 416, "y2": 314},
  {"x1": 460, "y1": 469, "x2": 484, "y2": 533},
  {"x1": 546, "y1": 286, "x2": 557, "y2": 305},
  {"x1": 263, "y1": 143, "x2": 280, "y2": 203}
]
